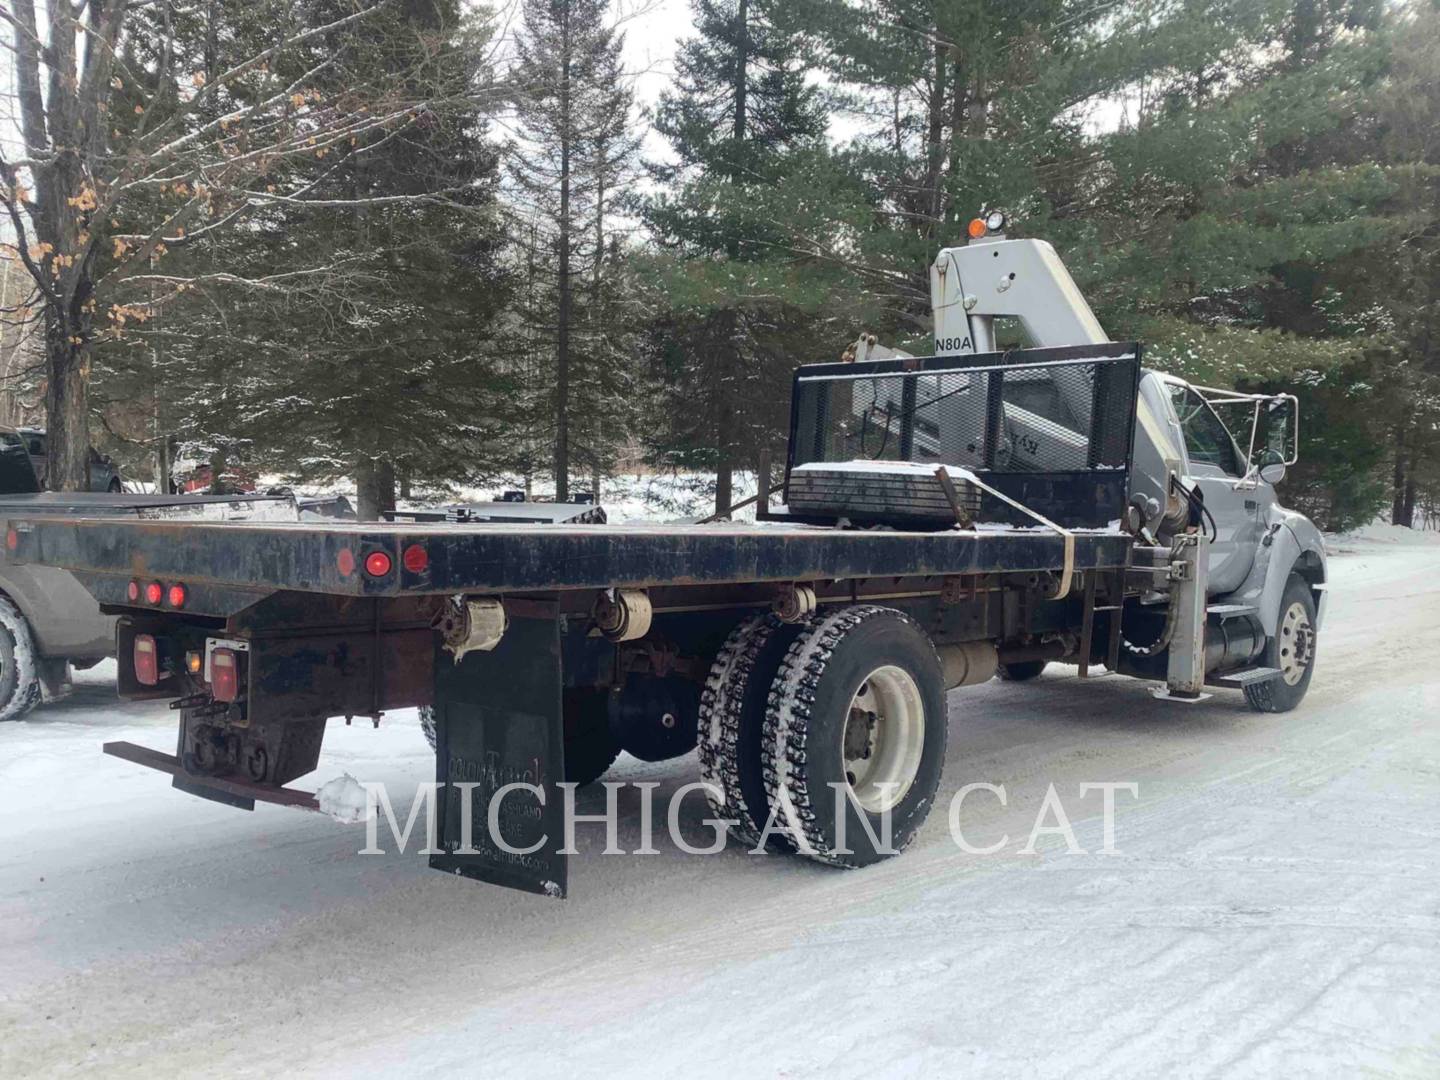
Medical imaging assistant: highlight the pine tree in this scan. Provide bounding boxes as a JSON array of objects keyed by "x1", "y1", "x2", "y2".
[
  {"x1": 87, "y1": 0, "x2": 515, "y2": 513},
  {"x1": 509, "y1": 0, "x2": 641, "y2": 501},
  {"x1": 271, "y1": 0, "x2": 513, "y2": 515},
  {"x1": 1299, "y1": 1, "x2": 1440, "y2": 529},
  {"x1": 0, "y1": 0, "x2": 434, "y2": 489},
  {"x1": 786, "y1": 0, "x2": 1433, "y2": 529},
  {"x1": 652, "y1": 1, "x2": 826, "y2": 215},
  {"x1": 643, "y1": 0, "x2": 832, "y2": 515},
  {"x1": 572, "y1": 25, "x2": 645, "y2": 496}
]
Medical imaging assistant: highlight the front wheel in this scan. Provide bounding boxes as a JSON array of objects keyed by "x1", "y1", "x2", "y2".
[
  {"x1": 0, "y1": 597, "x2": 42, "y2": 722},
  {"x1": 762, "y1": 605, "x2": 947, "y2": 867},
  {"x1": 1245, "y1": 574, "x2": 1317, "y2": 713}
]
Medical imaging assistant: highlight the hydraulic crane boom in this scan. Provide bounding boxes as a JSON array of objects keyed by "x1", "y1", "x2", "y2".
[{"x1": 930, "y1": 214, "x2": 1108, "y2": 355}]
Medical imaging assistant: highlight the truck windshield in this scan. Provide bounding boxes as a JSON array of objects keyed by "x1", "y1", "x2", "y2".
[{"x1": 1168, "y1": 384, "x2": 1242, "y2": 476}]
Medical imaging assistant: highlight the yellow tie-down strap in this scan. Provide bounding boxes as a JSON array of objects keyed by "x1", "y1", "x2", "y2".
[{"x1": 936, "y1": 467, "x2": 1076, "y2": 600}]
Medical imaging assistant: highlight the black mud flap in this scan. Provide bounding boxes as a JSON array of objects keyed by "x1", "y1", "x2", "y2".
[{"x1": 429, "y1": 609, "x2": 568, "y2": 897}]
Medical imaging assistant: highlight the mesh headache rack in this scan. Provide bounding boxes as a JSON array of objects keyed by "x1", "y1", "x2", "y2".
[{"x1": 783, "y1": 343, "x2": 1142, "y2": 529}]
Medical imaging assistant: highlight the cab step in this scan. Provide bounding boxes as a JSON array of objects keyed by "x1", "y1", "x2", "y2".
[
  {"x1": 1207, "y1": 603, "x2": 1258, "y2": 619},
  {"x1": 1208, "y1": 666, "x2": 1283, "y2": 689}
]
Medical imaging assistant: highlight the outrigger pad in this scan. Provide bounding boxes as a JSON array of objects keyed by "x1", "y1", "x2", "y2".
[{"x1": 429, "y1": 611, "x2": 568, "y2": 897}]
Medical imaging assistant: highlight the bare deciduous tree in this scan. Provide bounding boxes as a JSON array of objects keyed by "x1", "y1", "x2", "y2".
[{"x1": 0, "y1": 0, "x2": 462, "y2": 488}]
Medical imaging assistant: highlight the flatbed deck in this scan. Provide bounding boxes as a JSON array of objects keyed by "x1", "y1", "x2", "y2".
[
  {"x1": 0, "y1": 491, "x2": 295, "y2": 516},
  {"x1": 3, "y1": 514, "x2": 1133, "y2": 600}
]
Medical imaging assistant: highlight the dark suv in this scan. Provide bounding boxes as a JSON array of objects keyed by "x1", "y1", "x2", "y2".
[{"x1": 18, "y1": 428, "x2": 123, "y2": 492}]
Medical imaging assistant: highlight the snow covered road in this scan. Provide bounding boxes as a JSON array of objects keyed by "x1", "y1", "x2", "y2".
[{"x1": 2, "y1": 532, "x2": 1438, "y2": 1078}]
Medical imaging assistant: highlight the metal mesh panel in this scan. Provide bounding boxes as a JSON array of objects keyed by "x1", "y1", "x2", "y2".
[{"x1": 789, "y1": 350, "x2": 1139, "y2": 476}]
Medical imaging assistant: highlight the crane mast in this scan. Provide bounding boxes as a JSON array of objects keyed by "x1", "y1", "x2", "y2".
[{"x1": 929, "y1": 217, "x2": 1109, "y2": 355}]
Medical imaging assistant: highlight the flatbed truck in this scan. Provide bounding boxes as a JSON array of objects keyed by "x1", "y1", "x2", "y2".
[{"x1": 0, "y1": 217, "x2": 1326, "y2": 896}]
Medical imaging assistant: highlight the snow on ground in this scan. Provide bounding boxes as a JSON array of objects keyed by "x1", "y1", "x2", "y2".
[
  {"x1": 248, "y1": 470, "x2": 764, "y2": 525},
  {"x1": 2, "y1": 533, "x2": 1439, "y2": 1077},
  {"x1": 1327, "y1": 518, "x2": 1440, "y2": 552}
]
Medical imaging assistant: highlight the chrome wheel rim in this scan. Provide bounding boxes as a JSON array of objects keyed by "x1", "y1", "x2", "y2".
[
  {"x1": 841, "y1": 666, "x2": 925, "y2": 814},
  {"x1": 1278, "y1": 601, "x2": 1314, "y2": 686}
]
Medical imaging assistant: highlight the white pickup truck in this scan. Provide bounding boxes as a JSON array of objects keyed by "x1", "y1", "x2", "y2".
[{"x1": 0, "y1": 429, "x2": 302, "y2": 720}]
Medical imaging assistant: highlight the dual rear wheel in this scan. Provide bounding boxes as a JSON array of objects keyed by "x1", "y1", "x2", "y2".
[
  {"x1": 698, "y1": 605, "x2": 948, "y2": 867},
  {"x1": 417, "y1": 585, "x2": 1319, "y2": 867}
]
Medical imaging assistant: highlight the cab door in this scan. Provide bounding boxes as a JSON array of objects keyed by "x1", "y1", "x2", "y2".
[{"x1": 1163, "y1": 380, "x2": 1262, "y2": 595}]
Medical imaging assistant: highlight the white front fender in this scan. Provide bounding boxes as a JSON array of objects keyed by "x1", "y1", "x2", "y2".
[{"x1": 1239, "y1": 512, "x2": 1327, "y2": 637}]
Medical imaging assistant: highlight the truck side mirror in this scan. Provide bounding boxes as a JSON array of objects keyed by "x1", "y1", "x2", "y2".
[
  {"x1": 1265, "y1": 395, "x2": 1299, "y2": 465},
  {"x1": 1256, "y1": 447, "x2": 1286, "y2": 485}
]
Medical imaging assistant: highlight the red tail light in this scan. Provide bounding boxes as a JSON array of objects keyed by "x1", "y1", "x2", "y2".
[
  {"x1": 133, "y1": 634, "x2": 159, "y2": 686},
  {"x1": 167, "y1": 583, "x2": 187, "y2": 608},
  {"x1": 364, "y1": 550, "x2": 393, "y2": 577},
  {"x1": 126, "y1": 579, "x2": 140, "y2": 602},
  {"x1": 210, "y1": 648, "x2": 240, "y2": 702},
  {"x1": 144, "y1": 581, "x2": 163, "y2": 605},
  {"x1": 336, "y1": 548, "x2": 356, "y2": 576},
  {"x1": 4, "y1": 527, "x2": 17, "y2": 551},
  {"x1": 402, "y1": 543, "x2": 429, "y2": 573}
]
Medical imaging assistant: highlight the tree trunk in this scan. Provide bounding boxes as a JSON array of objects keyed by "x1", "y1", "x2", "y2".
[
  {"x1": 589, "y1": 150, "x2": 608, "y2": 488},
  {"x1": 208, "y1": 447, "x2": 228, "y2": 494},
  {"x1": 43, "y1": 323, "x2": 91, "y2": 491},
  {"x1": 732, "y1": 0, "x2": 748, "y2": 154},
  {"x1": 157, "y1": 435, "x2": 174, "y2": 494},
  {"x1": 715, "y1": 457, "x2": 733, "y2": 519},
  {"x1": 203, "y1": 0, "x2": 219, "y2": 81},
  {"x1": 724, "y1": 0, "x2": 748, "y2": 262},
  {"x1": 713, "y1": 319, "x2": 735, "y2": 517},
  {"x1": 355, "y1": 459, "x2": 379, "y2": 521},
  {"x1": 945, "y1": 52, "x2": 967, "y2": 194},
  {"x1": 1392, "y1": 425, "x2": 1413, "y2": 527},
  {"x1": 711, "y1": 0, "x2": 748, "y2": 511},
  {"x1": 21, "y1": 0, "x2": 93, "y2": 492},
  {"x1": 375, "y1": 459, "x2": 397, "y2": 518},
  {"x1": 892, "y1": 88, "x2": 902, "y2": 158},
  {"x1": 968, "y1": 76, "x2": 987, "y2": 141},
  {"x1": 1286, "y1": 0, "x2": 1322, "y2": 66},
  {"x1": 923, "y1": 39, "x2": 948, "y2": 240},
  {"x1": 554, "y1": 11, "x2": 574, "y2": 503}
]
